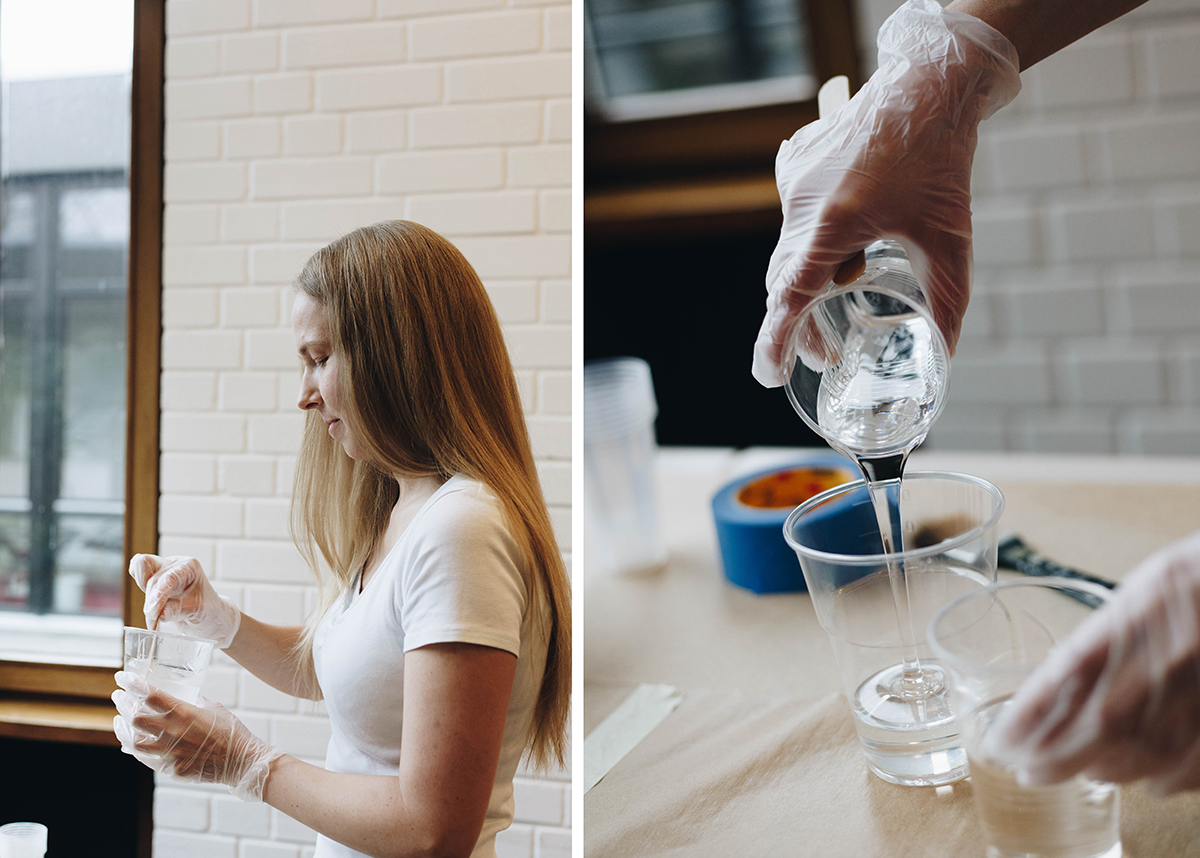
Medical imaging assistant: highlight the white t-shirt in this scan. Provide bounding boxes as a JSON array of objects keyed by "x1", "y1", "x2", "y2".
[{"x1": 311, "y1": 475, "x2": 546, "y2": 858}]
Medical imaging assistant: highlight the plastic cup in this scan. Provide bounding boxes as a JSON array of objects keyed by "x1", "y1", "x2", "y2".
[
  {"x1": 784, "y1": 471, "x2": 1003, "y2": 785},
  {"x1": 0, "y1": 822, "x2": 48, "y2": 858},
  {"x1": 783, "y1": 240, "x2": 950, "y2": 458},
  {"x1": 584, "y1": 357, "x2": 668, "y2": 576},
  {"x1": 929, "y1": 579, "x2": 1121, "y2": 858},
  {"x1": 122, "y1": 626, "x2": 215, "y2": 704}
]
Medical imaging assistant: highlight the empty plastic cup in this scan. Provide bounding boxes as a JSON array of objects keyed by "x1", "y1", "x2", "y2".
[
  {"x1": 123, "y1": 626, "x2": 216, "y2": 704},
  {"x1": 584, "y1": 357, "x2": 668, "y2": 576},
  {"x1": 0, "y1": 822, "x2": 48, "y2": 858}
]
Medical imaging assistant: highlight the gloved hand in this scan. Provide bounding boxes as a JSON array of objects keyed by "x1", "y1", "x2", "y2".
[
  {"x1": 992, "y1": 530, "x2": 1200, "y2": 795},
  {"x1": 130, "y1": 554, "x2": 241, "y2": 648},
  {"x1": 113, "y1": 671, "x2": 283, "y2": 802},
  {"x1": 752, "y1": 0, "x2": 1022, "y2": 387}
]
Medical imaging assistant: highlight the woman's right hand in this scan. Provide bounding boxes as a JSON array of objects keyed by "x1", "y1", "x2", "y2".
[{"x1": 130, "y1": 554, "x2": 241, "y2": 648}]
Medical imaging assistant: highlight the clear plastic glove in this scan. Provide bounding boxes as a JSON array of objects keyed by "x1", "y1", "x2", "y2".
[
  {"x1": 112, "y1": 671, "x2": 283, "y2": 801},
  {"x1": 752, "y1": 0, "x2": 1022, "y2": 387},
  {"x1": 992, "y1": 530, "x2": 1200, "y2": 795},
  {"x1": 130, "y1": 554, "x2": 241, "y2": 648}
]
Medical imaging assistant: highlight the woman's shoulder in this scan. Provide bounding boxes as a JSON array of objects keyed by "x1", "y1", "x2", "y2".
[{"x1": 410, "y1": 475, "x2": 513, "y2": 545}]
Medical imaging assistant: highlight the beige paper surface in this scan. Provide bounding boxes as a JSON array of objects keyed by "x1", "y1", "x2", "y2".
[{"x1": 585, "y1": 689, "x2": 1200, "y2": 858}]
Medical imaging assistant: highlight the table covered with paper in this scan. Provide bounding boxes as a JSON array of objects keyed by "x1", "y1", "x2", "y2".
[{"x1": 584, "y1": 448, "x2": 1200, "y2": 857}]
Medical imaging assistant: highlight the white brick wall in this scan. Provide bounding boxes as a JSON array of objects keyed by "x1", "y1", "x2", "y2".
[
  {"x1": 857, "y1": 0, "x2": 1200, "y2": 454},
  {"x1": 158, "y1": 1, "x2": 572, "y2": 855}
]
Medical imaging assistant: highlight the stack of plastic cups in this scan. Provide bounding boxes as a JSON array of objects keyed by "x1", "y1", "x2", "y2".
[
  {"x1": 0, "y1": 823, "x2": 48, "y2": 858},
  {"x1": 584, "y1": 357, "x2": 668, "y2": 576}
]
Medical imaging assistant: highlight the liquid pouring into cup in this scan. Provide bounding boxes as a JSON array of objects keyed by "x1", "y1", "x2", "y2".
[{"x1": 782, "y1": 76, "x2": 954, "y2": 736}]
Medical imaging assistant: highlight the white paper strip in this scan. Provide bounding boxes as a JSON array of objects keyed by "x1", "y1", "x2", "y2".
[{"x1": 584, "y1": 683, "x2": 684, "y2": 793}]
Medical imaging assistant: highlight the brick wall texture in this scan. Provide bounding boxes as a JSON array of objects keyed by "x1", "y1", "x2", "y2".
[
  {"x1": 858, "y1": 0, "x2": 1200, "y2": 454},
  {"x1": 157, "y1": 1, "x2": 572, "y2": 856}
]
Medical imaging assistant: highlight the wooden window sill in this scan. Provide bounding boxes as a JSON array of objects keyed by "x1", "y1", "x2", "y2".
[
  {"x1": 0, "y1": 693, "x2": 119, "y2": 747},
  {"x1": 585, "y1": 173, "x2": 783, "y2": 240}
]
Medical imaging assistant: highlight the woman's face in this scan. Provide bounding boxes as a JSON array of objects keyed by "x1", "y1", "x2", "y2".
[{"x1": 292, "y1": 293, "x2": 367, "y2": 461}]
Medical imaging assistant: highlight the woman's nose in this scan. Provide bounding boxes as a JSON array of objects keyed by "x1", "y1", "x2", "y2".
[{"x1": 297, "y1": 373, "x2": 321, "y2": 411}]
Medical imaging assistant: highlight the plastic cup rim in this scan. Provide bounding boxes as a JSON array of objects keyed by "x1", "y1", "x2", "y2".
[
  {"x1": 782, "y1": 470, "x2": 1004, "y2": 565},
  {"x1": 927, "y1": 576, "x2": 1115, "y2": 679},
  {"x1": 123, "y1": 625, "x2": 219, "y2": 647}
]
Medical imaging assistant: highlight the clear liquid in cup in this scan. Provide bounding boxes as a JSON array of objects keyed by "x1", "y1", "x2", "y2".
[
  {"x1": 826, "y1": 563, "x2": 988, "y2": 785},
  {"x1": 813, "y1": 304, "x2": 944, "y2": 455},
  {"x1": 125, "y1": 656, "x2": 205, "y2": 704},
  {"x1": 968, "y1": 699, "x2": 1121, "y2": 858}
]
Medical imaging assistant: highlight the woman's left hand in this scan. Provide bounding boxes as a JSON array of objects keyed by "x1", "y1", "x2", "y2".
[{"x1": 113, "y1": 671, "x2": 283, "y2": 802}]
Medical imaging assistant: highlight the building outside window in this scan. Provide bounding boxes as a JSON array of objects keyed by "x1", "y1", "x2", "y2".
[{"x1": 0, "y1": 0, "x2": 138, "y2": 669}]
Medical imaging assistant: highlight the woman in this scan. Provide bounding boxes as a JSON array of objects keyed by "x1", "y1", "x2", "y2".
[{"x1": 113, "y1": 220, "x2": 571, "y2": 858}]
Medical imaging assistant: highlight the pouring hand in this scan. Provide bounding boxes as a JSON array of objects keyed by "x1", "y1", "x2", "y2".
[
  {"x1": 752, "y1": 0, "x2": 1021, "y2": 387},
  {"x1": 130, "y1": 554, "x2": 241, "y2": 648},
  {"x1": 992, "y1": 530, "x2": 1200, "y2": 795},
  {"x1": 113, "y1": 671, "x2": 283, "y2": 802}
]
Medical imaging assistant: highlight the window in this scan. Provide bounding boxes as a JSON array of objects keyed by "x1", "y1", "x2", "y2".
[
  {"x1": 586, "y1": 0, "x2": 818, "y2": 122},
  {"x1": 0, "y1": 0, "x2": 162, "y2": 697},
  {"x1": 585, "y1": 0, "x2": 861, "y2": 236}
]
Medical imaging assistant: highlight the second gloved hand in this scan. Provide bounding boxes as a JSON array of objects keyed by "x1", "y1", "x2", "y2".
[
  {"x1": 113, "y1": 671, "x2": 283, "y2": 802},
  {"x1": 130, "y1": 554, "x2": 241, "y2": 648},
  {"x1": 752, "y1": 0, "x2": 1022, "y2": 387},
  {"x1": 991, "y1": 530, "x2": 1200, "y2": 795}
]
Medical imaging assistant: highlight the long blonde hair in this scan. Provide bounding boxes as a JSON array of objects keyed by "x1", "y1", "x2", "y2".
[{"x1": 290, "y1": 220, "x2": 570, "y2": 769}]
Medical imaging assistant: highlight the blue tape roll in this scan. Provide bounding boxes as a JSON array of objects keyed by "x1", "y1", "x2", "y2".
[{"x1": 711, "y1": 453, "x2": 863, "y2": 594}]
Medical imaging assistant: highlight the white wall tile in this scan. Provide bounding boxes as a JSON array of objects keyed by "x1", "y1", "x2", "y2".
[
  {"x1": 508, "y1": 145, "x2": 571, "y2": 188},
  {"x1": 155, "y1": 788, "x2": 210, "y2": 831},
  {"x1": 1035, "y1": 36, "x2": 1135, "y2": 108},
  {"x1": 1053, "y1": 199, "x2": 1156, "y2": 262},
  {"x1": 381, "y1": 0, "x2": 504, "y2": 15},
  {"x1": 166, "y1": 205, "x2": 221, "y2": 245},
  {"x1": 222, "y1": 32, "x2": 280, "y2": 74},
  {"x1": 162, "y1": 453, "x2": 219, "y2": 494},
  {"x1": 253, "y1": 159, "x2": 372, "y2": 200},
  {"x1": 212, "y1": 796, "x2": 271, "y2": 837},
  {"x1": 224, "y1": 203, "x2": 281, "y2": 242},
  {"x1": 447, "y1": 55, "x2": 571, "y2": 102},
  {"x1": 345, "y1": 111, "x2": 408, "y2": 153},
  {"x1": 168, "y1": 78, "x2": 253, "y2": 120},
  {"x1": 226, "y1": 118, "x2": 282, "y2": 159},
  {"x1": 1059, "y1": 340, "x2": 1166, "y2": 405},
  {"x1": 378, "y1": 149, "x2": 505, "y2": 193},
  {"x1": 168, "y1": 120, "x2": 222, "y2": 161},
  {"x1": 408, "y1": 191, "x2": 537, "y2": 235},
  {"x1": 948, "y1": 348, "x2": 1053, "y2": 405},
  {"x1": 283, "y1": 115, "x2": 342, "y2": 157},
  {"x1": 991, "y1": 127, "x2": 1085, "y2": 192},
  {"x1": 168, "y1": 37, "x2": 221, "y2": 78},
  {"x1": 285, "y1": 22, "x2": 407, "y2": 69},
  {"x1": 411, "y1": 103, "x2": 543, "y2": 148},
  {"x1": 164, "y1": 288, "x2": 221, "y2": 329},
  {"x1": 410, "y1": 11, "x2": 542, "y2": 60},
  {"x1": 168, "y1": 0, "x2": 250, "y2": 37},
  {"x1": 154, "y1": 831, "x2": 238, "y2": 858},
  {"x1": 316, "y1": 67, "x2": 441, "y2": 112},
  {"x1": 253, "y1": 73, "x2": 313, "y2": 115},
  {"x1": 1146, "y1": 23, "x2": 1200, "y2": 99},
  {"x1": 1106, "y1": 115, "x2": 1200, "y2": 181},
  {"x1": 166, "y1": 162, "x2": 248, "y2": 202}
]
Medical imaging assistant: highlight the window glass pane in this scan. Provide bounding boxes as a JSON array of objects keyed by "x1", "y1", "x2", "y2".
[
  {"x1": 587, "y1": 0, "x2": 816, "y2": 120},
  {"x1": 0, "y1": 0, "x2": 134, "y2": 665}
]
